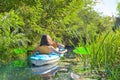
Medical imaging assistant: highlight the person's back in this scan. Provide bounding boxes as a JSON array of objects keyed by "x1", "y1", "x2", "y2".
[
  {"x1": 37, "y1": 46, "x2": 51, "y2": 54},
  {"x1": 35, "y1": 34, "x2": 67, "y2": 54}
]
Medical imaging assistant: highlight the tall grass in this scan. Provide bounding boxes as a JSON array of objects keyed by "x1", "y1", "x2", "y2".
[
  {"x1": 89, "y1": 31, "x2": 120, "y2": 79},
  {"x1": 71, "y1": 30, "x2": 120, "y2": 79}
]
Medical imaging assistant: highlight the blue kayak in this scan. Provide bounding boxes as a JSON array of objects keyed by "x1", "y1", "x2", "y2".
[{"x1": 30, "y1": 52, "x2": 64, "y2": 66}]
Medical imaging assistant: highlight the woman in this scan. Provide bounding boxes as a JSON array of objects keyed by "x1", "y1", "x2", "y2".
[{"x1": 36, "y1": 34, "x2": 67, "y2": 54}]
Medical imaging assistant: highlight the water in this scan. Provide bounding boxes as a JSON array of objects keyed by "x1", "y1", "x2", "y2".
[
  {"x1": 0, "y1": 51, "x2": 97, "y2": 80},
  {"x1": 0, "y1": 61, "x2": 75, "y2": 80},
  {"x1": 0, "y1": 63, "x2": 32, "y2": 80}
]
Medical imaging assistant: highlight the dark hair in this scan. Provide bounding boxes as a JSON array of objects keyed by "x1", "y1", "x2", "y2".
[{"x1": 40, "y1": 35, "x2": 50, "y2": 46}]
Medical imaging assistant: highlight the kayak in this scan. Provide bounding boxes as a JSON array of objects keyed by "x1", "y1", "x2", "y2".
[{"x1": 30, "y1": 51, "x2": 64, "y2": 66}]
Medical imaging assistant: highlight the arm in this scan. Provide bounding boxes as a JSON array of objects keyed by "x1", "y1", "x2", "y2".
[
  {"x1": 56, "y1": 43, "x2": 65, "y2": 47},
  {"x1": 50, "y1": 46, "x2": 67, "y2": 54}
]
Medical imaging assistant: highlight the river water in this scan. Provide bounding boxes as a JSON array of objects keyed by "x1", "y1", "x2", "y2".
[
  {"x1": 0, "y1": 47, "x2": 98, "y2": 80},
  {"x1": 0, "y1": 57, "x2": 94, "y2": 80}
]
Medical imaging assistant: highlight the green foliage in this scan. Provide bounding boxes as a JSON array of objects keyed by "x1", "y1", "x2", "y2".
[
  {"x1": 73, "y1": 47, "x2": 90, "y2": 54},
  {"x1": 0, "y1": 0, "x2": 119, "y2": 79},
  {"x1": 0, "y1": 10, "x2": 28, "y2": 63},
  {"x1": 13, "y1": 60, "x2": 27, "y2": 67},
  {"x1": 117, "y1": 2, "x2": 120, "y2": 15},
  {"x1": 89, "y1": 31, "x2": 120, "y2": 79},
  {"x1": 14, "y1": 48, "x2": 26, "y2": 54},
  {"x1": 0, "y1": 0, "x2": 114, "y2": 62}
]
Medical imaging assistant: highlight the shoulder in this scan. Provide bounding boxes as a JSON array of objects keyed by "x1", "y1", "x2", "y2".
[{"x1": 38, "y1": 45, "x2": 50, "y2": 49}]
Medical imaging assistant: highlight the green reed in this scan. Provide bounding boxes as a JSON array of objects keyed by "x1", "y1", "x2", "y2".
[
  {"x1": 89, "y1": 31, "x2": 120, "y2": 79},
  {"x1": 70, "y1": 30, "x2": 120, "y2": 79}
]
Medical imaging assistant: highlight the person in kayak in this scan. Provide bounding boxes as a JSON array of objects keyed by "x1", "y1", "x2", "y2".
[{"x1": 36, "y1": 34, "x2": 67, "y2": 54}]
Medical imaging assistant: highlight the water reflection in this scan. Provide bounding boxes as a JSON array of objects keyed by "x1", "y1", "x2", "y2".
[
  {"x1": 0, "y1": 56, "x2": 81, "y2": 80},
  {"x1": 0, "y1": 61, "x2": 81, "y2": 80},
  {"x1": 31, "y1": 62, "x2": 59, "y2": 80},
  {"x1": 31, "y1": 62, "x2": 58, "y2": 74},
  {"x1": 0, "y1": 63, "x2": 32, "y2": 80}
]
